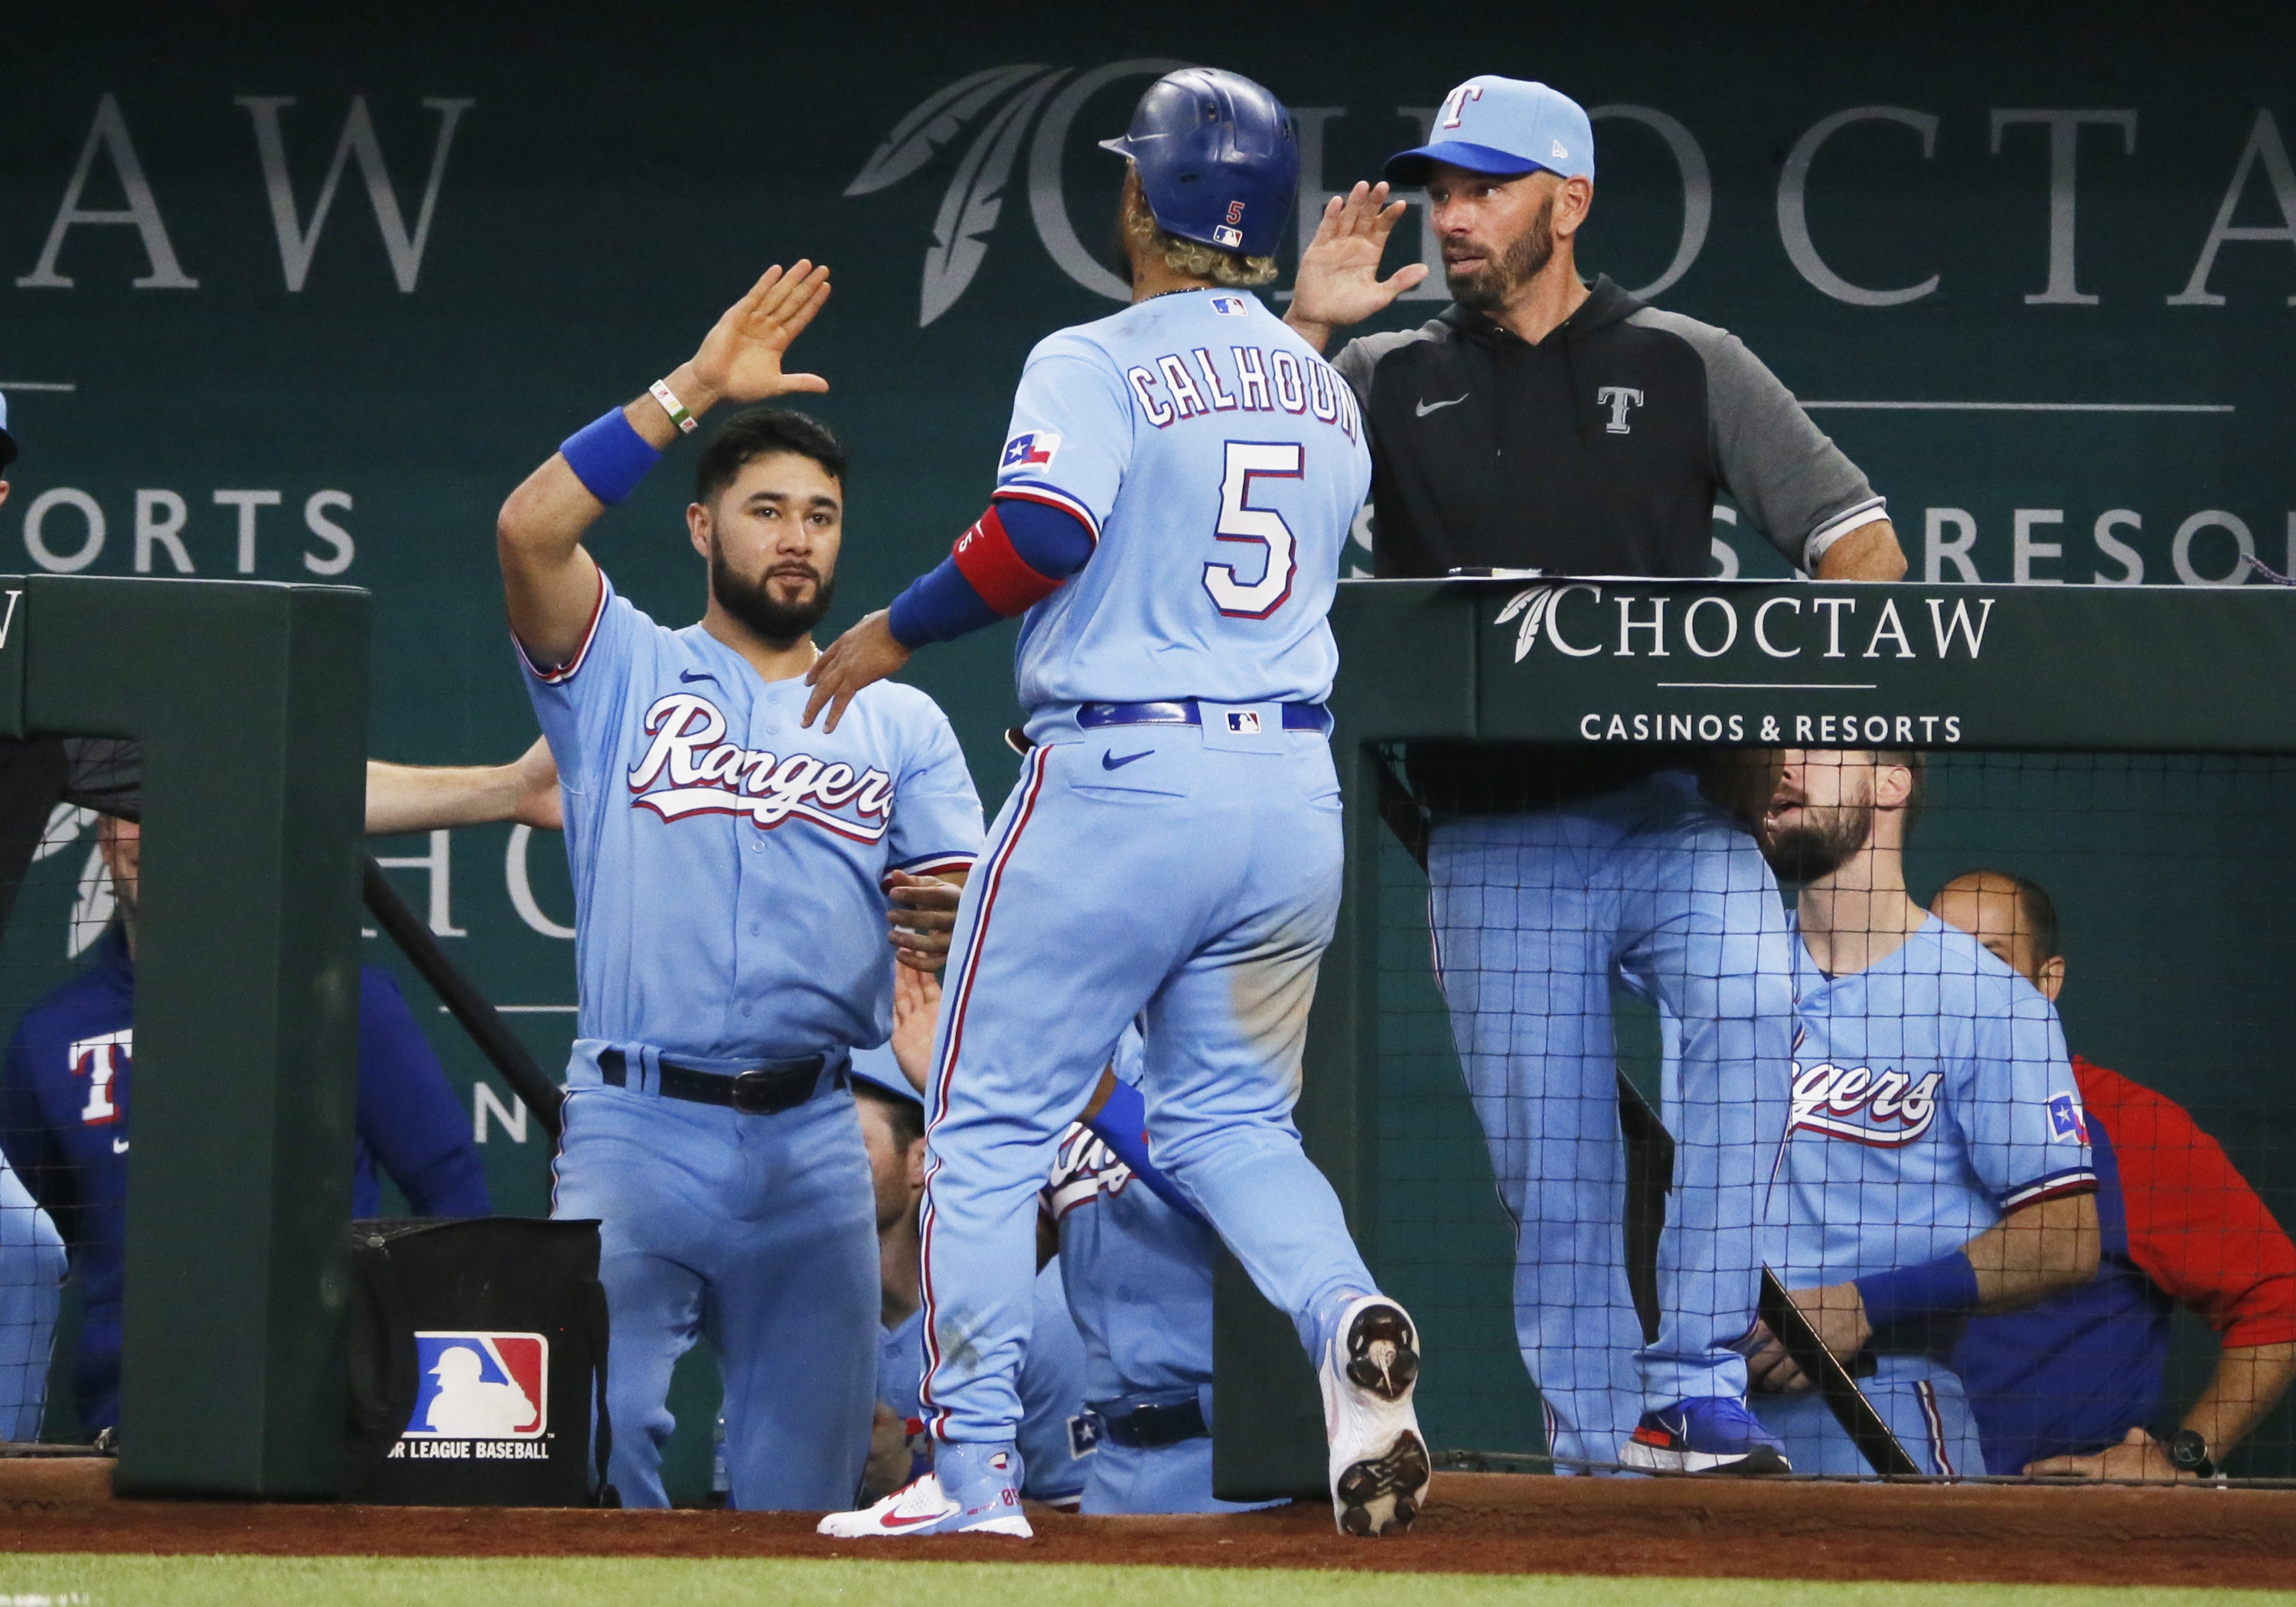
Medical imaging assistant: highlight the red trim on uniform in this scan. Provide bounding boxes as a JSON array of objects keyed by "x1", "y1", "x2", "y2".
[
  {"x1": 915, "y1": 745, "x2": 1053, "y2": 1438},
  {"x1": 1915, "y1": 1379, "x2": 1954, "y2": 1476},
  {"x1": 515, "y1": 566, "x2": 608, "y2": 684},
  {"x1": 2001, "y1": 1172, "x2": 2101, "y2": 1211},
  {"x1": 2076, "y1": 1055, "x2": 2296, "y2": 1348},
  {"x1": 951, "y1": 506, "x2": 1064, "y2": 617}
]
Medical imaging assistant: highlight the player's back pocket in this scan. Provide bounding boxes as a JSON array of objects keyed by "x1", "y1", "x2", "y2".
[{"x1": 1062, "y1": 738, "x2": 1193, "y2": 803}]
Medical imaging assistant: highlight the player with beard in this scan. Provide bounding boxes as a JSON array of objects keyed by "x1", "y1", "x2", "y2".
[
  {"x1": 1269, "y1": 77, "x2": 1910, "y2": 1474},
  {"x1": 1708, "y1": 751, "x2": 2102, "y2": 1475},
  {"x1": 495, "y1": 263, "x2": 985, "y2": 1509}
]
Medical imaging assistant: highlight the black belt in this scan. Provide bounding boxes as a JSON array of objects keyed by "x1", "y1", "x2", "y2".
[
  {"x1": 1083, "y1": 1391, "x2": 1208, "y2": 1449},
  {"x1": 1078, "y1": 699, "x2": 1331, "y2": 735},
  {"x1": 596, "y1": 1047, "x2": 837, "y2": 1116}
]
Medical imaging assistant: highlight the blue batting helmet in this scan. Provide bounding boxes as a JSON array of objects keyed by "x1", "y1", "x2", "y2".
[{"x1": 1098, "y1": 67, "x2": 1299, "y2": 259}]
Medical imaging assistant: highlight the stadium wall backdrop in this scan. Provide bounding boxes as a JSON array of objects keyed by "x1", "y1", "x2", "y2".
[{"x1": 0, "y1": 0, "x2": 2287, "y2": 1480}]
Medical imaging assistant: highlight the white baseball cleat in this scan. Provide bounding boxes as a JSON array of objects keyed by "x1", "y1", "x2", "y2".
[
  {"x1": 816, "y1": 1457, "x2": 1033, "y2": 1540},
  {"x1": 1319, "y1": 1294, "x2": 1431, "y2": 1537}
]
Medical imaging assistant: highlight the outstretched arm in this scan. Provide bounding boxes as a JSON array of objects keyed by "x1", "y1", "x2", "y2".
[
  {"x1": 1282, "y1": 181, "x2": 1430, "y2": 355},
  {"x1": 496, "y1": 262, "x2": 833, "y2": 668},
  {"x1": 366, "y1": 737, "x2": 562, "y2": 834}
]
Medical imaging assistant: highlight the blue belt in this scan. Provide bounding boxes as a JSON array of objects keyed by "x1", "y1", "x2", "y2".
[{"x1": 1078, "y1": 699, "x2": 1331, "y2": 735}]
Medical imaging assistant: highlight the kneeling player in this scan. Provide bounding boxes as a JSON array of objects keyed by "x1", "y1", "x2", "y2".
[{"x1": 1717, "y1": 750, "x2": 2102, "y2": 1476}]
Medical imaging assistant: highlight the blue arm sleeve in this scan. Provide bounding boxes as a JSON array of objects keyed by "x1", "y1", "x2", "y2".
[
  {"x1": 1083, "y1": 1080, "x2": 1212, "y2": 1232},
  {"x1": 355, "y1": 968, "x2": 493, "y2": 1218},
  {"x1": 888, "y1": 556, "x2": 1001, "y2": 649},
  {"x1": 886, "y1": 497, "x2": 1098, "y2": 649}
]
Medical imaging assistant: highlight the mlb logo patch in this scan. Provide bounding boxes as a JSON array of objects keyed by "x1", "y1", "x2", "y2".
[
  {"x1": 1225, "y1": 710, "x2": 1262, "y2": 735},
  {"x1": 2047, "y1": 1093, "x2": 2089, "y2": 1145},
  {"x1": 1208, "y1": 295, "x2": 1249, "y2": 317},
  {"x1": 1212, "y1": 225, "x2": 1244, "y2": 249},
  {"x1": 406, "y1": 1332, "x2": 547, "y2": 1438},
  {"x1": 1000, "y1": 432, "x2": 1061, "y2": 470}
]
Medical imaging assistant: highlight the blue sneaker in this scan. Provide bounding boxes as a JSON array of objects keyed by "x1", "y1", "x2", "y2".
[
  {"x1": 1618, "y1": 1397, "x2": 1792, "y2": 1475},
  {"x1": 816, "y1": 1442, "x2": 1032, "y2": 1538}
]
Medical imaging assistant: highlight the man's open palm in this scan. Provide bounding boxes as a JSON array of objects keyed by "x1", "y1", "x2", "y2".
[
  {"x1": 1290, "y1": 183, "x2": 1429, "y2": 333},
  {"x1": 690, "y1": 261, "x2": 833, "y2": 403}
]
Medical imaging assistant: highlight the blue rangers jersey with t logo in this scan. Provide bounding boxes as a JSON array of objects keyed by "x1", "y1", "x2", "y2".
[
  {"x1": 521, "y1": 572, "x2": 983, "y2": 1060},
  {"x1": 995, "y1": 288, "x2": 1369, "y2": 734},
  {"x1": 1774, "y1": 914, "x2": 2096, "y2": 1293}
]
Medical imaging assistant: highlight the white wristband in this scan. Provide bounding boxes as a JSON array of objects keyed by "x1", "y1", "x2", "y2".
[{"x1": 650, "y1": 378, "x2": 697, "y2": 435}]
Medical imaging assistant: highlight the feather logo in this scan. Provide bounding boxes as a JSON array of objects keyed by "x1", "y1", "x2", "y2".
[
  {"x1": 919, "y1": 72, "x2": 1065, "y2": 327},
  {"x1": 847, "y1": 61, "x2": 1192, "y2": 327},
  {"x1": 1495, "y1": 585, "x2": 1561, "y2": 663}
]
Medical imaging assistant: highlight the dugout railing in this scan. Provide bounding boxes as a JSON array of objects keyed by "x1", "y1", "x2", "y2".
[
  {"x1": 0, "y1": 575, "x2": 368, "y2": 1498},
  {"x1": 1213, "y1": 576, "x2": 2296, "y2": 1498}
]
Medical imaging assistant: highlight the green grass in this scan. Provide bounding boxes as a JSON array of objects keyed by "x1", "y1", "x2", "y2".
[{"x1": 0, "y1": 1557, "x2": 2288, "y2": 1607}]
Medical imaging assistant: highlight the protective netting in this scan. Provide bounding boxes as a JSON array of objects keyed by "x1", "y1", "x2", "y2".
[
  {"x1": 0, "y1": 737, "x2": 142, "y2": 1446},
  {"x1": 1374, "y1": 745, "x2": 2296, "y2": 1482}
]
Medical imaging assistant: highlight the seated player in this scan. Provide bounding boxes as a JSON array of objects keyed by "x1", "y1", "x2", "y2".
[
  {"x1": 0, "y1": 813, "x2": 489, "y2": 1435},
  {"x1": 851, "y1": 964, "x2": 1085, "y2": 1508},
  {"x1": 1047, "y1": 1028, "x2": 1287, "y2": 1515},
  {"x1": 1713, "y1": 750, "x2": 2102, "y2": 1476},
  {"x1": 1936, "y1": 870, "x2": 2296, "y2": 1480}
]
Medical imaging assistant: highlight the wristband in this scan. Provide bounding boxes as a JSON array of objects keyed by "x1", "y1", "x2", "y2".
[
  {"x1": 649, "y1": 378, "x2": 698, "y2": 434},
  {"x1": 1852, "y1": 1251, "x2": 1980, "y2": 1331},
  {"x1": 559, "y1": 408, "x2": 661, "y2": 507}
]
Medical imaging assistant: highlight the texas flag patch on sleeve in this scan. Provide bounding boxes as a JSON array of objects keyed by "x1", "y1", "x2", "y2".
[
  {"x1": 1000, "y1": 431, "x2": 1061, "y2": 470},
  {"x1": 2047, "y1": 1092, "x2": 2090, "y2": 1145}
]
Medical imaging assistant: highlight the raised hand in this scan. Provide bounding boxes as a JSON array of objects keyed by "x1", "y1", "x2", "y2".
[
  {"x1": 685, "y1": 261, "x2": 834, "y2": 406},
  {"x1": 1284, "y1": 183, "x2": 1430, "y2": 351},
  {"x1": 885, "y1": 868, "x2": 963, "y2": 973},
  {"x1": 887, "y1": 963, "x2": 944, "y2": 1094}
]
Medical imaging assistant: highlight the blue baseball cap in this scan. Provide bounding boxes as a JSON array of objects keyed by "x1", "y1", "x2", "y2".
[
  {"x1": 0, "y1": 393, "x2": 16, "y2": 470},
  {"x1": 848, "y1": 1044, "x2": 921, "y2": 1109},
  {"x1": 1384, "y1": 77, "x2": 1594, "y2": 186}
]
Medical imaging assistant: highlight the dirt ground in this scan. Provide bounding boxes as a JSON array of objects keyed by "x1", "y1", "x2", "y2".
[{"x1": 5, "y1": 1458, "x2": 2293, "y2": 1589}]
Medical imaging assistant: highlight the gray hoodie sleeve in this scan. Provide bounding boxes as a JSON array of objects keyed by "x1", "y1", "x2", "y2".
[{"x1": 1626, "y1": 308, "x2": 1886, "y2": 572}]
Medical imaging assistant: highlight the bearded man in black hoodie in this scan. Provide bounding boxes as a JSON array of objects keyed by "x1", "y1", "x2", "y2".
[{"x1": 1283, "y1": 76, "x2": 1907, "y2": 1478}]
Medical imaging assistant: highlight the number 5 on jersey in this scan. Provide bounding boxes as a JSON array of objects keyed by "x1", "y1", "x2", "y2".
[{"x1": 1203, "y1": 441, "x2": 1302, "y2": 619}]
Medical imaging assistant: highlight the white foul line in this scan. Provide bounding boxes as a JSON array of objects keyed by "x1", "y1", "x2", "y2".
[
  {"x1": 1656, "y1": 683, "x2": 1880, "y2": 691},
  {"x1": 0, "y1": 383, "x2": 76, "y2": 393},
  {"x1": 1802, "y1": 400, "x2": 2230, "y2": 413}
]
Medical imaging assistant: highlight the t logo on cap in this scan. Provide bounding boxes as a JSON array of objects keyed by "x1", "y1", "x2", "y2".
[{"x1": 1385, "y1": 77, "x2": 1596, "y2": 187}]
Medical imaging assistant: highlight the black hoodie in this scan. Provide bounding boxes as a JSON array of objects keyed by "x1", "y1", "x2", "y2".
[{"x1": 1332, "y1": 276, "x2": 1883, "y2": 581}]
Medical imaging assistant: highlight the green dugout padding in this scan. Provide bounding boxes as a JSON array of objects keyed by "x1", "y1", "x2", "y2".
[
  {"x1": 5, "y1": 575, "x2": 370, "y2": 1498},
  {"x1": 1212, "y1": 578, "x2": 2296, "y2": 1501}
]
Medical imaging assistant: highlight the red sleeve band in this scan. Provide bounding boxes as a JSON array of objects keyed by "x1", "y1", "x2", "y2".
[{"x1": 951, "y1": 505, "x2": 1064, "y2": 617}]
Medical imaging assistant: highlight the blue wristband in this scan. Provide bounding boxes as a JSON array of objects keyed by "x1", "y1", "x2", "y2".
[
  {"x1": 1853, "y1": 1251, "x2": 1980, "y2": 1330},
  {"x1": 559, "y1": 408, "x2": 661, "y2": 507}
]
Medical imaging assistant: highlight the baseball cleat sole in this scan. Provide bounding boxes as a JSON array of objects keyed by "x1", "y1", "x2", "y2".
[{"x1": 1320, "y1": 1295, "x2": 1431, "y2": 1537}]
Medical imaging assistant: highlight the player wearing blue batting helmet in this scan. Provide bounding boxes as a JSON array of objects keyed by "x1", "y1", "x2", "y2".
[{"x1": 1100, "y1": 67, "x2": 1299, "y2": 275}]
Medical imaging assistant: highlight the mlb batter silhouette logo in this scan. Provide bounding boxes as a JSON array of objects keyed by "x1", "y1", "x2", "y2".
[{"x1": 408, "y1": 1332, "x2": 547, "y2": 1437}]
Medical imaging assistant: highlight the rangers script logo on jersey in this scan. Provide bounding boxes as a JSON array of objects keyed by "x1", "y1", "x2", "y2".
[
  {"x1": 628, "y1": 692, "x2": 894, "y2": 840},
  {"x1": 1789, "y1": 1061, "x2": 1945, "y2": 1149}
]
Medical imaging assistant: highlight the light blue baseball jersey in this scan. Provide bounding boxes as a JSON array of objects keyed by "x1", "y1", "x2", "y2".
[
  {"x1": 994, "y1": 288, "x2": 1368, "y2": 732},
  {"x1": 521, "y1": 572, "x2": 983, "y2": 1059},
  {"x1": 1773, "y1": 914, "x2": 2097, "y2": 1286}
]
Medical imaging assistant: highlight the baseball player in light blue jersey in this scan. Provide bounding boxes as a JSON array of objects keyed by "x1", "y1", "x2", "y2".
[
  {"x1": 497, "y1": 264, "x2": 984, "y2": 1510},
  {"x1": 1720, "y1": 750, "x2": 2102, "y2": 1476},
  {"x1": 809, "y1": 69, "x2": 1429, "y2": 1540}
]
